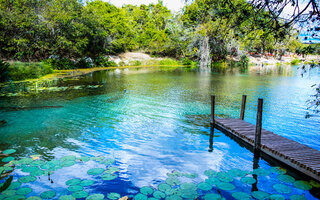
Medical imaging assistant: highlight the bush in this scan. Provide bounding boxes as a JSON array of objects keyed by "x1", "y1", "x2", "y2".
[
  {"x1": 129, "y1": 60, "x2": 142, "y2": 66},
  {"x1": 76, "y1": 57, "x2": 94, "y2": 68},
  {"x1": 0, "y1": 60, "x2": 10, "y2": 82},
  {"x1": 104, "y1": 61, "x2": 118, "y2": 67},
  {"x1": 46, "y1": 57, "x2": 76, "y2": 70},
  {"x1": 8, "y1": 62, "x2": 53, "y2": 81},
  {"x1": 290, "y1": 58, "x2": 300, "y2": 65},
  {"x1": 159, "y1": 58, "x2": 181, "y2": 65},
  {"x1": 240, "y1": 55, "x2": 249, "y2": 67}
]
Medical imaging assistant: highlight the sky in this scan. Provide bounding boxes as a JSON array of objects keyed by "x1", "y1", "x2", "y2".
[{"x1": 106, "y1": 0, "x2": 185, "y2": 12}]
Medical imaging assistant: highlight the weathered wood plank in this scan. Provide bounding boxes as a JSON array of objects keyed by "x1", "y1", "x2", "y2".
[{"x1": 214, "y1": 118, "x2": 320, "y2": 182}]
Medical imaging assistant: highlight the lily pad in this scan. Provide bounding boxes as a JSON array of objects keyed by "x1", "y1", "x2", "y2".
[
  {"x1": 22, "y1": 166, "x2": 39, "y2": 173},
  {"x1": 68, "y1": 185, "x2": 83, "y2": 192},
  {"x1": 273, "y1": 184, "x2": 292, "y2": 194},
  {"x1": 197, "y1": 182, "x2": 212, "y2": 191},
  {"x1": 78, "y1": 156, "x2": 90, "y2": 162},
  {"x1": 252, "y1": 191, "x2": 269, "y2": 200},
  {"x1": 183, "y1": 173, "x2": 198, "y2": 178},
  {"x1": 241, "y1": 177, "x2": 256, "y2": 184},
  {"x1": 8, "y1": 182, "x2": 21, "y2": 190},
  {"x1": 205, "y1": 177, "x2": 220, "y2": 185},
  {"x1": 103, "y1": 158, "x2": 115, "y2": 165},
  {"x1": 167, "y1": 171, "x2": 182, "y2": 177},
  {"x1": 277, "y1": 175, "x2": 295, "y2": 183},
  {"x1": 101, "y1": 173, "x2": 117, "y2": 181},
  {"x1": 140, "y1": 187, "x2": 154, "y2": 195},
  {"x1": 26, "y1": 197, "x2": 42, "y2": 200},
  {"x1": 80, "y1": 180, "x2": 95, "y2": 187},
  {"x1": 18, "y1": 176, "x2": 36, "y2": 183},
  {"x1": 2, "y1": 190, "x2": 16, "y2": 196},
  {"x1": 86, "y1": 194, "x2": 105, "y2": 200},
  {"x1": 204, "y1": 193, "x2": 223, "y2": 200},
  {"x1": 60, "y1": 161, "x2": 76, "y2": 167},
  {"x1": 17, "y1": 158, "x2": 33, "y2": 165},
  {"x1": 228, "y1": 169, "x2": 246, "y2": 177},
  {"x1": 2, "y1": 149, "x2": 16, "y2": 155},
  {"x1": 310, "y1": 180, "x2": 320, "y2": 188},
  {"x1": 232, "y1": 192, "x2": 251, "y2": 200},
  {"x1": 180, "y1": 189, "x2": 197, "y2": 199},
  {"x1": 158, "y1": 183, "x2": 171, "y2": 192},
  {"x1": 294, "y1": 180, "x2": 312, "y2": 190},
  {"x1": 289, "y1": 195, "x2": 307, "y2": 200},
  {"x1": 165, "y1": 195, "x2": 182, "y2": 200},
  {"x1": 216, "y1": 182, "x2": 235, "y2": 191},
  {"x1": 269, "y1": 194, "x2": 285, "y2": 200},
  {"x1": 104, "y1": 167, "x2": 120, "y2": 174},
  {"x1": 4, "y1": 195, "x2": 26, "y2": 200},
  {"x1": 59, "y1": 195, "x2": 75, "y2": 200},
  {"x1": 16, "y1": 187, "x2": 32, "y2": 195},
  {"x1": 72, "y1": 191, "x2": 88, "y2": 199},
  {"x1": 252, "y1": 168, "x2": 270, "y2": 176},
  {"x1": 204, "y1": 170, "x2": 217, "y2": 178},
  {"x1": 30, "y1": 160, "x2": 45, "y2": 167},
  {"x1": 87, "y1": 168, "x2": 104, "y2": 175},
  {"x1": 134, "y1": 194, "x2": 147, "y2": 200},
  {"x1": 2, "y1": 157, "x2": 15, "y2": 163},
  {"x1": 66, "y1": 179, "x2": 81, "y2": 186},
  {"x1": 180, "y1": 183, "x2": 196, "y2": 190},
  {"x1": 30, "y1": 169, "x2": 45, "y2": 176},
  {"x1": 153, "y1": 191, "x2": 165, "y2": 199},
  {"x1": 217, "y1": 172, "x2": 233, "y2": 182},
  {"x1": 270, "y1": 167, "x2": 287, "y2": 175},
  {"x1": 40, "y1": 191, "x2": 56, "y2": 199},
  {"x1": 165, "y1": 177, "x2": 180, "y2": 186},
  {"x1": 60, "y1": 156, "x2": 77, "y2": 163}
]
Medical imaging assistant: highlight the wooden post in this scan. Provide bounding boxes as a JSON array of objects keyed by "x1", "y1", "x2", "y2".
[
  {"x1": 211, "y1": 95, "x2": 215, "y2": 125},
  {"x1": 240, "y1": 95, "x2": 247, "y2": 120},
  {"x1": 254, "y1": 98, "x2": 263, "y2": 150},
  {"x1": 209, "y1": 126, "x2": 214, "y2": 152}
]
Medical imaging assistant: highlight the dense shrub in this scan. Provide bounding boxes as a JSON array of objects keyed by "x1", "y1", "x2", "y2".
[
  {"x1": 46, "y1": 57, "x2": 77, "y2": 70},
  {"x1": 8, "y1": 62, "x2": 53, "y2": 81},
  {"x1": 129, "y1": 60, "x2": 142, "y2": 66},
  {"x1": 0, "y1": 60, "x2": 10, "y2": 82},
  {"x1": 159, "y1": 58, "x2": 181, "y2": 66},
  {"x1": 290, "y1": 58, "x2": 300, "y2": 65}
]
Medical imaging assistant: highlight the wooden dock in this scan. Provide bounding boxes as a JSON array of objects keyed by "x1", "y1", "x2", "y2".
[{"x1": 211, "y1": 95, "x2": 320, "y2": 182}]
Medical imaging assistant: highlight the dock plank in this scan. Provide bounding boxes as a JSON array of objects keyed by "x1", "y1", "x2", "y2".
[{"x1": 214, "y1": 118, "x2": 320, "y2": 181}]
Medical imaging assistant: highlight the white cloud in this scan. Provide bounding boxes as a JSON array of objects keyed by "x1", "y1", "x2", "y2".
[{"x1": 105, "y1": 0, "x2": 185, "y2": 12}]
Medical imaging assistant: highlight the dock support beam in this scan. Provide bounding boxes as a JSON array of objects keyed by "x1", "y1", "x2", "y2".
[
  {"x1": 240, "y1": 95, "x2": 247, "y2": 120},
  {"x1": 254, "y1": 98, "x2": 263, "y2": 150},
  {"x1": 211, "y1": 95, "x2": 215, "y2": 125}
]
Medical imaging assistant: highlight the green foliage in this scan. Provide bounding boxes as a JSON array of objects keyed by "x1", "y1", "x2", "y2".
[
  {"x1": 0, "y1": 60, "x2": 10, "y2": 82},
  {"x1": 46, "y1": 58, "x2": 76, "y2": 70},
  {"x1": 8, "y1": 62, "x2": 53, "y2": 81},
  {"x1": 290, "y1": 59, "x2": 301, "y2": 65},
  {"x1": 159, "y1": 58, "x2": 181, "y2": 66},
  {"x1": 129, "y1": 60, "x2": 142, "y2": 66}
]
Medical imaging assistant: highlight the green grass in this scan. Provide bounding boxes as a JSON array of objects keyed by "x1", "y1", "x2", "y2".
[{"x1": 290, "y1": 58, "x2": 301, "y2": 65}]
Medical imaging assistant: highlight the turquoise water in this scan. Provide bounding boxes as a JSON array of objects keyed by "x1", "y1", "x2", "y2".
[{"x1": 0, "y1": 65, "x2": 319, "y2": 199}]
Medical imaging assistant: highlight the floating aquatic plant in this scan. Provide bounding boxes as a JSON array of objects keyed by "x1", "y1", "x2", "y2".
[
  {"x1": 228, "y1": 169, "x2": 246, "y2": 177},
  {"x1": 252, "y1": 168, "x2": 270, "y2": 176},
  {"x1": 197, "y1": 182, "x2": 212, "y2": 191},
  {"x1": 60, "y1": 156, "x2": 77, "y2": 163},
  {"x1": 60, "y1": 161, "x2": 76, "y2": 167},
  {"x1": 30, "y1": 160, "x2": 45, "y2": 167},
  {"x1": 240, "y1": 177, "x2": 256, "y2": 184},
  {"x1": 26, "y1": 196, "x2": 42, "y2": 200},
  {"x1": 16, "y1": 187, "x2": 32, "y2": 195},
  {"x1": 59, "y1": 195, "x2": 75, "y2": 200},
  {"x1": 78, "y1": 156, "x2": 90, "y2": 162},
  {"x1": 269, "y1": 194, "x2": 285, "y2": 200},
  {"x1": 40, "y1": 191, "x2": 56, "y2": 199},
  {"x1": 22, "y1": 166, "x2": 39, "y2": 173},
  {"x1": 140, "y1": 187, "x2": 153, "y2": 195},
  {"x1": 67, "y1": 185, "x2": 83, "y2": 192},
  {"x1": 167, "y1": 171, "x2": 182, "y2": 177},
  {"x1": 72, "y1": 191, "x2": 89, "y2": 199},
  {"x1": 205, "y1": 177, "x2": 220, "y2": 185},
  {"x1": 251, "y1": 191, "x2": 269, "y2": 200},
  {"x1": 165, "y1": 177, "x2": 180, "y2": 186},
  {"x1": 310, "y1": 180, "x2": 320, "y2": 188},
  {"x1": 18, "y1": 176, "x2": 36, "y2": 183},
  {"x1": 180, "y1": 183, "x2": 196, "y2": 190},
  {"x1": 104, "y1": 167, "x2": 120, "y2": 174},
  {"x1": 80, "y1": 180, "x2": 95, "y2": 187},
  {"x1": 134, "y1": 193, "x2": 147, "y2": 200},
  {"x1": 2, "y1": 149, "x2": 16, "y2": 155},
  {"x1": 270, "y1": 167, "x2": 287, "y2": 175},
  {"x1": 30, "y1": 169, "x2": 45, "y2": 176},
  {"x1": 182, "y1": 173, "x2": 198, "y2": 179},
  {"x1": 66, "y1": 179, "x2": 81, "y2": 186},
  {"x1": 215, "y1": 182, "x2": 235, "y2": 191},
  {"x1": 165, "y1": 195, "x2": 182, "y2": 200},
  {"x1": 7, "y1": 182, "x2": 21, "y2": 190},
  {"x1": 204, "y1": 193, "x2": 223, "y2": 200},
  {"x1": 87, "y1": 194, "x2": 105, "y2": 200},
  {"x1": 232, "y1": 192, "x2": 251, "y2": 200},
  {"x1": 277, "y1": 175, "x2": 295, "y2": 183},
  {"x1": 101, "y1": 173, "x2": 117, "y2": 181},
  {"x1": 294, "y1": 180, "x2": 312, "y2": 190},
  {"x1": 158, "y1": 183, "x2": 171, "y2": 192},
  {"x1": 87, "y1": 168, "x2": 104, "y2": 175},
  {"x1": 204, "y1": 169, "x2": 217, "y2": 178},
  {"x1": 2, "y1": 157, "x2": 14, "y2": 162},
  {"x1": 17, "y1": 158, "x2": 33, "y2": 165},
  {"x1": 217, "y1": 172, "x2": 233, "y2": 182},
  {"x1": 180, "y1": 189, "x2": 197, "y2": 199},
  {"x1": 273, "y1": 184, "x2": 292, "y2": 194},
  {"x1": 153, "y1": 191, "x2": 166, "y2": 199}
]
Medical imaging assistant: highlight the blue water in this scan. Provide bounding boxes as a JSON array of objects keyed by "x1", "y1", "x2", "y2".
[{"x1": 0, "y1": 65, "x2": 319, "y2": 199}]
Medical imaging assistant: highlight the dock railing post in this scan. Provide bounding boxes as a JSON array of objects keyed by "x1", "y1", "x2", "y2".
[
  {"x1": 240, "y1": 95, "x2": 247, "y2": 120},
  {"x1": 254, "y1": 98, "x2": 263, "y2": 150},
  {"x1": 211, "y1": 95, "x2": 215, "y2": 125}
]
